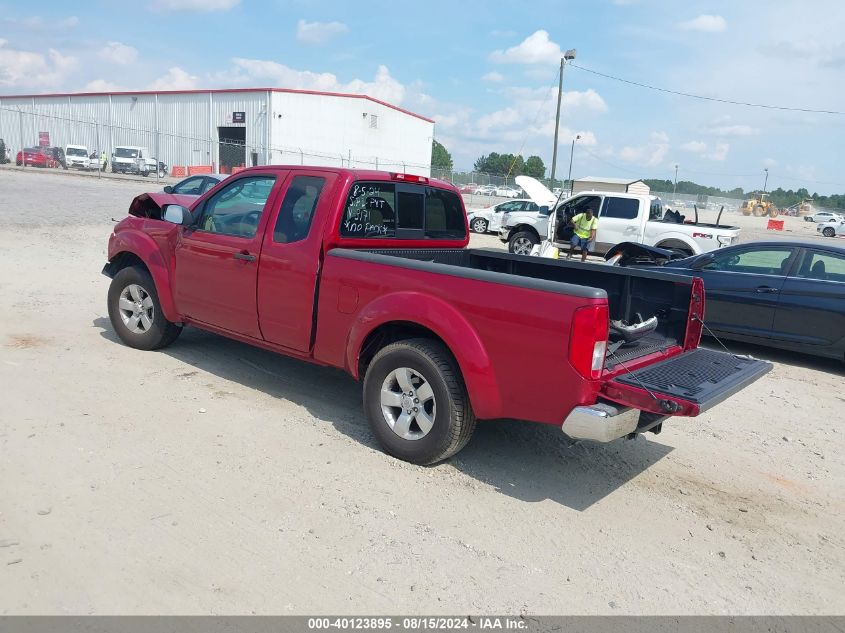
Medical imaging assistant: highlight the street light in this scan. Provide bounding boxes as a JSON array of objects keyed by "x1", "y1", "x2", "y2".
[
  {"x1": 673, "y1": 164, "x2": 679, "y2": 197},
  {"x1": 550, "y1": 48, "x2": 577, "y2": 188},
  {"x1": 567, "y1": 134, "x2": 581, "y2": 191}
]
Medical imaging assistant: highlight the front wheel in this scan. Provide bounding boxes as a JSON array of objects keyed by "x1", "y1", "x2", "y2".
[
  {"x1": 363, "y1": 339, "x2": 476, "y2": 465},
  {"x1": 509, "y1": 230, "x2": 539, "y2": 255},
  {"x1": 107, "y1": 266, "x2": 182, "y2": 350},
  {"x1": 823, "y1": 227, "x2": 836, "y2": 237},
  {"x1": 470, "y1": 218, "x2": 488, "y2": 233}
]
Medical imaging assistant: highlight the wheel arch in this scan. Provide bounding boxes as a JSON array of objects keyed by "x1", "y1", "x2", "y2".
[
  {"x1": 105, "y1": 234, "x2": 179, "y2": 322},
  {"x1": 655, "y1": 235, "x2": 700, "y2": 256},
  {"x1": 347, "y1": 294, "x2": 502, "y2": 419}
]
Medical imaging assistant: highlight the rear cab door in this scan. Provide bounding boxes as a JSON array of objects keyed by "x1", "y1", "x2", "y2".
[
  {"x1": 771, "y1": 247, "x2": 845, "y2": 350},
  {"x1": 596, "y1": 196, "x2": 643, "y2": 252},
  {"x1": 257, "y1": 169, "x2": 341, "y2": 352}
]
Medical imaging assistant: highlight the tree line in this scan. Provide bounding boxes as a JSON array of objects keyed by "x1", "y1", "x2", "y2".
[
  {"x1": 431, "y1": 140, "x2": 546, "y2": 179},
  {"x1": 643, "y1": 179, "x2": 845, "y2": 210}
]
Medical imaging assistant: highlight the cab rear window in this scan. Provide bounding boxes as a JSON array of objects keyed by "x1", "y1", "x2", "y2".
[{"x1": 340, "y1": 182, "x2": 466, "y2": 240}]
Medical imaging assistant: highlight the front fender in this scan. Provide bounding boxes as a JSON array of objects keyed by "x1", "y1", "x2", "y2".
[
  {"x1": 345, "y1": 291, "x2": 502, "y2": 420},
  {"x1": 108, "y1": 228, "x2": 179, "y2": 322}
]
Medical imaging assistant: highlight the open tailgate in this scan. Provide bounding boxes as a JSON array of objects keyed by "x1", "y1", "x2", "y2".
[{"x1": 605, "y1": 349, "x2": 772, "y2": 417}]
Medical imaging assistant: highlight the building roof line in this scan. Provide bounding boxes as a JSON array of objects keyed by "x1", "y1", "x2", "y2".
[{"x1": 0, "y1": 87, "x2": 435, "y2": 124}]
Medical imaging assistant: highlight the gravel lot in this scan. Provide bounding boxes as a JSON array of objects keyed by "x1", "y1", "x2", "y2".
[{"x1": 1, "y1": 167, "x2": 843, "y2": 615}]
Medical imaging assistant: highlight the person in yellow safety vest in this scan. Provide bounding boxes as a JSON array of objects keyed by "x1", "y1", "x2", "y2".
[
  {"x1": 567, "y1": 205, "x2": 598, "y2": 262},
  {"x1": 100, "y1": 151, "x2": 108, "y2": 171}
]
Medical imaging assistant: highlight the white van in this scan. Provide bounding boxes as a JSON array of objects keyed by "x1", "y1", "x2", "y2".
[{"x1": 65, "y1": 144, "x2": 95, "y2": 170}]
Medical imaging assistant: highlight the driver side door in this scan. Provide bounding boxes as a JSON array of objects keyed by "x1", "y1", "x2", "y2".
[{"x1": 174, "y1": 172, "x2": 286, "y2": 338}]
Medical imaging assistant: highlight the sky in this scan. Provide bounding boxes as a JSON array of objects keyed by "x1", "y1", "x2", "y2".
[{"x1": 1, "y1": 0, "x2": 843, "y2": 194}]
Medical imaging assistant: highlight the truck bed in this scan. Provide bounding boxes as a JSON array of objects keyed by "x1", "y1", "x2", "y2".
[{"x1": 332, "y1": 247, "x2": 694, "y2": 367}]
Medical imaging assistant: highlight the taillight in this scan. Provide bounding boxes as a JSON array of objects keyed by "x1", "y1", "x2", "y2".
[
  {"x1": 684, "y1": 276, "x2": 705, "y2": 349},
  {"x1": 568, "y1": 304, "x2": 609, "y2": 380},
  {"x1": 391, "y1": 172, "x2": 429, "y2": 184}
]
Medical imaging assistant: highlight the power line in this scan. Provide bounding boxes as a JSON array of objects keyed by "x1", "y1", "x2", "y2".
[{"x1": 569, "y1": 63, "x2": 845, "y2": 115}]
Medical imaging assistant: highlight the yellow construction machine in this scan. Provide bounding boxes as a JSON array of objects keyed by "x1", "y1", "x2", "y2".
[{"x1": 740, "y1": 193, "x2": 779, "y2": 218}]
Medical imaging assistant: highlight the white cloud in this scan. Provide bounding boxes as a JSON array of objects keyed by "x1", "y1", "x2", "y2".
[
  {"x1": 0, "y1": 41, "x2": 77, "y2": 88},
  {"x1": 763, "y1": 158, "x2": 777, "y2": 168},
  {"x1": 490, "y1": 30, "x2": 562, "y2": 65},
  {"x1": 617, "y1": 141, "x2": 669, "y2": 167},
  {"x1": 680, "y1": 140, "x2": 730, "y2": 161},
  {"x1": 147, "y1": 67, "x2": 199, "y2": 91},
  {"x1": 85, "y1": 79, "x2": 126, "y2": 92},
  {"x1": 99, "y1": 42, "x2": 138, "y2": 65},
  {"x1": 151, "y1": 0, "x2": 239, "y2": 11},
  {"x1": 3, "y1": 15, "x2": 79, "y2": 29},
  {"x1": 561, "y1": 88, "x2": 608, "y2": 113},
  {"x1": 681, "y1": 141, "x2": 707, "y2": 153},
  {"x1": 296, "y1": 19, "x2": 348, "y2": 45},
  {"x1": 651, "y1": 131, "x2": 670, "y2": 143},
  {"x1": 678, "y1": 14, "x2": 727, "y2": 32},
  {"x1": 212, "y1": 60, "x2": 407, "y2": 105},
  {"x1": 482, "y1": 71, "x2": 504, "y2": 83}
]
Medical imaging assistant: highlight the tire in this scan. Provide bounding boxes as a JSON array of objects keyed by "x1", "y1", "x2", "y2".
[
  {"x1": 805, "y1": 216, "x2": 813, "y2": 222},
  {"x1": 823, "y1": 227, "x2": 835, "y2": 237},
  {"x1": 509, "y1": 230, "x2": 539, "y2": 255},
  {"x1": 752, "y1": 205, "x2": 765, "y2": 217},
  {"x1": 769, "y1": 206, "x2": 779, "y2": 218},
  {"x1": 363, "y1": 338, "x2": 476, "y2": 465},
  {"x1": 470, "y1": 218, "x2": 488, "y2": 233},
  {"x1": 107, "y1": 266, "x2": 182, "y2": 351}
]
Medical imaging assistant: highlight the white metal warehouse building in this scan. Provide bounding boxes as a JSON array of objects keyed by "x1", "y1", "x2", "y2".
[{"x1": 0, "y1": 88, "x2": 434, "y2": 176}]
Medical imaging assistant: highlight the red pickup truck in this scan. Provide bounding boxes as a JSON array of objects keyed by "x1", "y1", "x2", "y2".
[{"x1": 104, "y1": 166, "x2": 771, "y2": 464}]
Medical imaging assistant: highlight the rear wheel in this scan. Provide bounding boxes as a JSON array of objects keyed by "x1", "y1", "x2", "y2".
[
  {"x1": 752, "y1": 205, "x2": 765, "y2": 217},
  {"x1": 823, "y1": 227, "x2": 836, "y2": 237},
  {"x1": 509, "y1": 230, "x2": 539, "y2": 255},
  {"x1": 471, "y1": 218, "x2": 488, "y2": 233},
  {"x1": 363, "y1": 339, "x2": 476, "y2": 465},
  {"x1": 769, "y1": 206, "x2": 779, "y2": 218},
  {"x1": 107, "y1": 266, "x2": 182, "y2": 350}
]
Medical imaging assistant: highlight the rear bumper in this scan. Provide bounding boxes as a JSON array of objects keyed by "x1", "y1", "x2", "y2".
[
  {"x1": 562, "y1": 403, "x2": 640, "y2": 442},
  {"x1": 564, "y1": 349, "x2": 772, "y2": 442}
]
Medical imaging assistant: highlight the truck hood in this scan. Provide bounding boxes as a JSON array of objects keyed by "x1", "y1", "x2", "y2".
[
  {"x1": 515, "y1": 176, "x2": 557, "y2": 207},
  {"x1": 128, "y1": 192, "x2": 196, "y2": 220}
]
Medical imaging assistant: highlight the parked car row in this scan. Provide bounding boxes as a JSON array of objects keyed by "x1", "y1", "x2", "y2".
[{"x1": 805, "y1": 211, "x2": 843, "y2": 224}]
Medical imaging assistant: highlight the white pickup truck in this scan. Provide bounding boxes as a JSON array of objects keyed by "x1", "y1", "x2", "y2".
[
  {"x1": 499, "y1": 177, "x2": 741, "y2": 257},
  {"x1": 112, "y1": 146, "x2": 160, "y2": 176}
]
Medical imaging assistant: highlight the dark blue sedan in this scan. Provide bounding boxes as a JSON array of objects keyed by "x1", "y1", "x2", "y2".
[{"x1": 645, "y1": 240, "x2": 845, "y2": 360}]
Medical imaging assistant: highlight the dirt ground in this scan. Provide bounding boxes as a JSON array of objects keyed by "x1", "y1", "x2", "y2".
[{"x1": 1, "y1": 168, "x2": 843, "y2": 615}]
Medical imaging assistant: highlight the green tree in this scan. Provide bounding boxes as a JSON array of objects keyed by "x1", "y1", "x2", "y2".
[
  {"x1": 431, "y1": 139, "x2": 453, "y2": 170},
  {"x1": 524, "y1": 156, "x2": 546, "y2": 179}
]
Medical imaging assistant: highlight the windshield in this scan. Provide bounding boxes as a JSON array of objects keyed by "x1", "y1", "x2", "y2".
[
  {"x1": 66, "y1": 148, "x2": 87, "y2": 157},
  {"x1": 114, "y1": 148, "x2": 139, "y2": 158}
]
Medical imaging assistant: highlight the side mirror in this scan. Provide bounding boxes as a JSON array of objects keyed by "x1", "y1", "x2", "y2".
[
  {"x1": 163, "y1": 185, "x2": 173, "y2": 193},
  {"x1": 690, "y1": 253, "x2": 715, "y2": 270},
  {"x1": 538, "y1": 206, "x2": 551, "y2": 216},
  {"x1": 163, "y1": 204, "x2": 193, "y2": 226}
]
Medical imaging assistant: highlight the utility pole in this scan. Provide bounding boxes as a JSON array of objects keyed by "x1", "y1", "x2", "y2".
[
  {"x1": 762, "y1": 167, "x2": 769, "y2": 194},
  {"x1": 549, "y1": 49, "x2": 576, "y2": 188},
  {"x1": 673, "y1": 164, "x2": 678, "y2": 197},
  {"x1": 567, "y1": 134, "x2": 581, "y2": 191}
]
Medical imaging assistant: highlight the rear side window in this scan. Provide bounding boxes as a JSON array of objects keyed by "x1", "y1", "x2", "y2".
[
  {"x1": 340, "y1": 182, "x2": 466, "y2": 240},
  {"x1": 796, "y1": 251, "x2": 845, "y2": 282},
  {"x1": 602, "y1": 197, "x2": 639, "y2": 220}
]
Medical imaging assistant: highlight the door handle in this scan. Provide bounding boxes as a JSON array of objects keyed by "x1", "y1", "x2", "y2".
[
  {"x1": 233, "y1": 251, "x2": 256, "y2": 262},
  {"x1": 755, "y1": 286, "x2": 777, "y2": 293}
]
